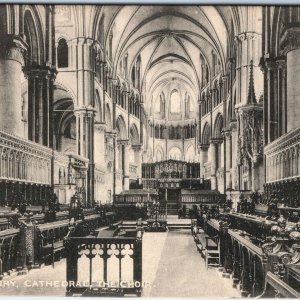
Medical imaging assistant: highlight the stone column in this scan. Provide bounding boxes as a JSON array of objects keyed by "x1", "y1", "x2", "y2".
[
  {"x1": 281, "y1": 28, "x2": 300, "y2": 132},
  {"x1": 230, "y1": 121, "x2": 239, "y2": 190},
  {"x1": 277, "y1": 59, "x2": 287, "y2": 136},
  {"x1": 123, "y1": 141, "x2": 130, "y2": 191},
  {"x1": 132, "y1": 144, "x2": 142, "y2": 179},
  {"x1": 210, "y1": 139, "x2": 217, "y2": 190},
  {"x1": 24, "y1": 66, "x2": 56, "y2": 146},
  {"x1": 74, "y1": 107, "x2": 95, "y2": 207},
  {"x1": 199, "y1": 144, "x2": 209, "y2": 179},
  {"x1": 94, "y1": 122, "x2": 106, "y2": 165},
  {"x1": 0, "y1": 35, "x2": 27, "y2": 137},
  {"x1": 235, "y1": 32, "x2": 262, "y2": 106},
  {"x1": 223, "y1": 130, "x2": 232, "y2": 189}
]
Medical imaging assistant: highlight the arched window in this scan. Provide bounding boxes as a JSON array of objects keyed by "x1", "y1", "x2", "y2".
[
  {"x1": 169, "y1": 147, "x2": 182, "y2": 160},
  {"x1": 131, "y1": 66, "x2": 136, "y2": 86},
  {"x1": 57, "y1": 38, "x2": 68, "y2": 68},
  {"x1": 170, "y1": 90, "x2": 181, "y2": 113}
]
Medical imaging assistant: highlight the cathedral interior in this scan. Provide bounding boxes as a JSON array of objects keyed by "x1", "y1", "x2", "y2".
[{"x1": 1, "y1": 4, "x2": 300, "y2": 298}]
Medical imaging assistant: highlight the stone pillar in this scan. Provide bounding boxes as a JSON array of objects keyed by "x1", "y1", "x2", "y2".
[
  {"x1": 74, "y1": 108, "x2": 95, "y2": 207},
  {"x1": 0, "y1": 35, "x2": 27, "y2": 137},
  {"x1": 123, "y1": 141, "x2": 130, "y2": 191},
  {"x1": 132, "y1": 144, "x2": 142, "y2": 179},
  {"x1": 281, "y1": 28, "x2": 300, "y2": 132},
  {"x1": 199, "y1": 144, "x2": 209, "y2": 179},
  {"x1": 94, "y1": 122, "x2": 106, "y2": 165},
  {"x1": 230, "y1": 121, "x2": 239, "y2": 190},
  {"x1": 235, "y1": 32, "x2": 262, "y2": 106},
  {"x1": 210, "y1": 140, "x2": 217, "y2": 190},
  {"x1": 24, "y1": 66, "x2": 56, "y2": 146},
  {"x1": 277, "y1": 59, "x2": 287, "y2": 136},
  {"x1": 223, "y1": 130, "x2": 232, "y2": 189}
]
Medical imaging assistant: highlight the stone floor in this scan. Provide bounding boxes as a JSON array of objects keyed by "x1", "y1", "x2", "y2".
[{"x1": 0, "y1": 229, "x2": 241, "y2": 298}]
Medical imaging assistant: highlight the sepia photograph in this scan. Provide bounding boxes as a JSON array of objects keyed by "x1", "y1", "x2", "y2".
[{"x1": 0, "y1": 3, "x2": 299, "y2": 298}]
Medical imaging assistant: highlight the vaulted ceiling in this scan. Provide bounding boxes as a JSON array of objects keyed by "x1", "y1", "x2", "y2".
[{"x1": 98, "y1": 6, "x2": 235, "y2": 115}]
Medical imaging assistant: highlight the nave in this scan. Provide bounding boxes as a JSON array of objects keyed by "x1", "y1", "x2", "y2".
[{"x1": 0, "y1": 229, "x2": 240, "y2": 298}]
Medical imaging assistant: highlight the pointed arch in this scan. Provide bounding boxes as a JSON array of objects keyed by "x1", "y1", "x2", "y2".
[
  {"x1": 213, "y1": 113, "x2": 224, "y2": 139},
  {"x1": 202, "y1": 122, "x2": 211, "y2": 145}
]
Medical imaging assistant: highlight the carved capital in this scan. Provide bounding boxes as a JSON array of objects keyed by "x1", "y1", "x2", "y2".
[
  {"x1": 236, "y1": 32, "x2": 261, "y2": 42},
  {"x1": 210, "y1": 138, "x2": 223, "y2": 145},
  {"x1": 276, "y1": 57, "x2": 286, "y2": 70},
  {"x1": 94, "y1": 122, "x2": 106, "y2": 132},
  {"x1": 198, "y1": 144, "x2": 209, "y2": 151},
  {"x1": 117, "y1": 139, "x2": 130, "y2": 146},
  {"x1": 132, "y1": 144, "x2": 142, "y2": 152},
  {"x1": 281, "y1": 27, "x2": 300, "y2": 55},
  {"x1": 222, "y1": 129, "x2": 232, "y2": 140},
  {"x1": 0, "y1": 35, "x2": 27, "y2": 65},
  {"x1": 229, "y1": 121, "x2": 237, "y2": 132},
  {"x1": 265, "y1": 58, "x2": 277, "y2": 71}
]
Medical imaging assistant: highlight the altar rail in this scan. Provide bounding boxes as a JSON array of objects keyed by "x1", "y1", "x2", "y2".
[{"x1": 65, "y1": 235, "x2": 143, "y2": 296}]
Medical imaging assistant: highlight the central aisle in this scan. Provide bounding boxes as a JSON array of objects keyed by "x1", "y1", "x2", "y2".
[{"x1": 142, "y1": 230, "x2": 241, "y2": 298}]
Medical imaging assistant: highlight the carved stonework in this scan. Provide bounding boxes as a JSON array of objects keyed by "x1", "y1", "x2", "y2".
[
  {"x1": 94, "y1": 122, "x2": 106, "y2": 133},
  {"x1": 239, "y1": 107, "x2": 264, "y2": 165},
  {"x1": 0, "y1": 35, "x2": 27, "y2": 65},
  {"x1": 6, "y1": 47, "x2": 25, "y2": 64},
  {"x1": 132, "y1": 144, "x2": 142, "y2": 152},
  {"x1": 280, "y1": 27, "x2": 300, "y2": 55},
  {"x1": 55, "y1": 6, "x2": 71, "y2": 22}
]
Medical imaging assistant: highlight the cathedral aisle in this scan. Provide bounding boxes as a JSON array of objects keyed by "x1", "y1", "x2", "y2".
[
  {"x1": 1, "y1": 230, "x2": 240, "y2": 297},
  {"x1": 143, "y1": 230, "x2": 241, "y2": 298}
]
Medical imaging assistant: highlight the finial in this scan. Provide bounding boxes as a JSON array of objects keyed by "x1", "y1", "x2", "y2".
[{"x1": 247, "y1": 60, "x2": 257, "y2": 104}]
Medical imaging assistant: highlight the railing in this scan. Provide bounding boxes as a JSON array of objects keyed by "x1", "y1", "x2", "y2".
[
  {"x1": 181, "y1": 191, "x2": 223, "y2": 205},
  {"x1": 64, "y1": 235, "x2": 143, "y2": 296},
  {"x1": 36, "y1": 214, "x2": 105, "y2": 264},
  {"x1": 265, "y1": 127, "x2": 300, "y2": 183},
  {"x1": 0, "y1": 228, "x2": 20, "y2": 279}
]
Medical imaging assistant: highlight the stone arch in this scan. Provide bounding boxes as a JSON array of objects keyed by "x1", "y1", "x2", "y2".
[
  {"x1": 155, "y1": 146, "x2": 164, "y2": 162},
  {"x1": 57, "y1": 37, "x2": 68, "y2": 68},
  {"x1": 213, "y1": 113, "x2": 224, "y2": 139},
  {"x1": 105, "y1": 103, "x2": 112, "y2": 131},
  {"x1": 170, "y1": 89, "x2": 181, "y2": 113},
  {"x1": 202, "y1": 122, "x2": 211, "y2": 145},
  {"x1": 169, "y1": 147, "x2": 182, "y2": 160},
  {"x1": 53, "y1": 82, "x2": 75, "y2": 152},
  {"x1": 185, "y1": 144, "x2": 195, "y2": 161},
  {"x1": 129, "y1": 124, "x2": 139, "y2": 146},
  {"x1": 95, "y1": 89, "x2": 102, "y2": 122},
  {"x1": 23, "y1": 6, "x2": 44, "y2": 65},
  {"x1": 116, "y1": 115, "x2": 127, "y2": 140}
]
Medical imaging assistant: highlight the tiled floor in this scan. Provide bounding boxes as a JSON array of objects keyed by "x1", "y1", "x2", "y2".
[{"x1": 0, "y1": 230, "x2": 240, "y2": 298}]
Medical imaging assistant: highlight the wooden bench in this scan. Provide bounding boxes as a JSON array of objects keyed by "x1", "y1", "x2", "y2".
[
  {"x1": 41, "y1": 240, "x2": 65, "y2": 266},
  {"x1": 195, "y1": 232, "x2": 220, "y2": 269}
]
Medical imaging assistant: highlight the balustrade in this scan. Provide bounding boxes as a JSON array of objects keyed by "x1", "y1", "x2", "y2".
[{"x1": 64, "y1": 233, "x2": 143, "y2": 296}]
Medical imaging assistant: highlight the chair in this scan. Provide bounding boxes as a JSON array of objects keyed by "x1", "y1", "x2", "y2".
[{"x1": 204, "y1": 235, "x2": 220, "y2": 269}]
